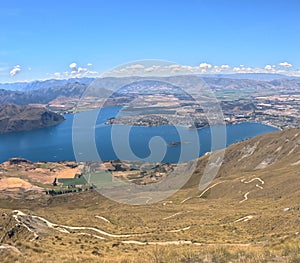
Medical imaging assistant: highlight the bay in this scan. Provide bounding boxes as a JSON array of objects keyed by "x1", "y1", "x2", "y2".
[{"x1": 0, "y1": 106, "x2": 278, "y2": 163}]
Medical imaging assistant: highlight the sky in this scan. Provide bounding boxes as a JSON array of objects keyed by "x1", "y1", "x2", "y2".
[{"x1": 1, "y1": 0, "x2": 300, "y2": 82}]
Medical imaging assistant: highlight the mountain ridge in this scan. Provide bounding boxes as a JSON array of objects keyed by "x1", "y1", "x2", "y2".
[{"x1": 0, "y1": 104, "x2": 65, "y2": 133}]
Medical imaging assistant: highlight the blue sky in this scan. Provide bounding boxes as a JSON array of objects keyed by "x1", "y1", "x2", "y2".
[{"x1": 1, "y1": 0, "x2": 300, "y2": 82}]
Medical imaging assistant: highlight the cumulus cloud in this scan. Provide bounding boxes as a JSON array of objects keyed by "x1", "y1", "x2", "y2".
[
  {"x1": 78, "y1": 67, "x2": 88, "y2": 73},
  {"x1": 264, "y1": 65, "x2": 273, "y2": 70},
  {"x1": 221, "y1": 64, "x2": 230, "y2": 69},
  {"x1": 52, "y1": 61, "x2": 299, "y2": 79},
  {"x1": 278, "y1": 62, "x2": 292, "y2": 68},
  {"x1": 50, "y1": 62, "x2": 99, "y2": 79},
  {"x1": 233, "y1": 67, "x2": 241, "y2": 72},
  {"x1": 211, "y1": 64, "x2": 230, "y2": 73},
  {"x1": 199, "y1": 63, "x2": 212, "y2": 69},
  {"x1": 9, "y1": 65, "x2": 21, "y2": 76},
  {"x1": 264, "y1": 64, "x2": 276, "y2": 71},
  {"x1": 69, "y1": 62, "x2": 77, "y2": 69},
  {"x1": 126, "y1": 64, "x2": 145, "y2": 69},
  {"x1": 54, "y1": 72, "x2": 62, "y2": 78}
]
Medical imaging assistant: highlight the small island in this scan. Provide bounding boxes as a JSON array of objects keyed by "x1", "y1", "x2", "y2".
[
  {"x1": 0, "y1": 104, "x2": 65, "y2": 133},
  {"x1": 168, "y1": 141, "x2": 182, "y2": 146}
]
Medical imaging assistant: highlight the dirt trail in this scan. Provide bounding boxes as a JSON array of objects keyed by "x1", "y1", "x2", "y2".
[
  {"x1": 234, "y1": 215, "x2": 255, "y2": 223},
  {"x1": 181, "y1": 182, "x2": 224, "y2": 204},
  {"x1": 239, "y1": 177, "x2": 265, "y2": 203},
  {"x1": 95, "y1": 215, "x2": 111, "y2": 224},
  {"x1": 163, "y1": 211, "x2": 191, "y2": 220},
  {"x1": 13, "y1": 210, "x2": 139, "y2": 238},
  {"x1": 11, "y1": 210, "x2": 191, "y2": 242},
  {"x1": 241, "y1": 177, "x2": 264, "y2": 189},
  {"x1": 239, "y1": 192, "x2": 250, "y2": 203}
]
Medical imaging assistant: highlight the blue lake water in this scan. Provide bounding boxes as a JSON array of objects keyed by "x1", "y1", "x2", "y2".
[{"x1": 0, "y1": 106, "x2": 278, "y2": 163}]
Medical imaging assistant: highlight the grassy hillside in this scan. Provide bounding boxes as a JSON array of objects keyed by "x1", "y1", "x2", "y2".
[{"x1": 0, "y1": 128, "x2": 299, "y2": 262}]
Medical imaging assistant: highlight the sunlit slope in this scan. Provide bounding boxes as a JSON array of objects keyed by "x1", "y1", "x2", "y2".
[{"x1": 182, "y1": 127, "x2": 300, "y2": 201}]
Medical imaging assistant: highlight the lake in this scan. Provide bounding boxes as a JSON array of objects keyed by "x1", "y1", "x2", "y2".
[{"x1": 0, "y1": 106, "x2": 278, "y2": 163}]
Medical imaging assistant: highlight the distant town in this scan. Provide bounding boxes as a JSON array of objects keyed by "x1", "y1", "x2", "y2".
[{"x1": 105, "y1": 88, "x2": 300, "y2": 130}]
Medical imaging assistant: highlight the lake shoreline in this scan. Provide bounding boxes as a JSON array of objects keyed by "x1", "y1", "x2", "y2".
[{"x1": 0, "y1": 106, "x2": 279, "y2": 163}]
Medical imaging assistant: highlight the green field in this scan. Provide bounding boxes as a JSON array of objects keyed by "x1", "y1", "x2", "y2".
[{"x1": 58, "y1": 177, "x2": 87, "y2": 186}]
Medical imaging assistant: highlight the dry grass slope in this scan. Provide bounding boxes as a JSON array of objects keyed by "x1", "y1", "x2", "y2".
[{"x1": 0, "y1": 127, "x2": 299, "y2": 262}]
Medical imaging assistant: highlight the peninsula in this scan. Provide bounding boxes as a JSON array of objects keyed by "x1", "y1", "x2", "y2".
[{"x1": 0, "y1": 104, "x2": 65, "y2": 133}]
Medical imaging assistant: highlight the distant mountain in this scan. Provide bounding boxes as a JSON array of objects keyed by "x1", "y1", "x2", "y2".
[
  {"x1": 0, "y1": 104, "x2": 65, "y2": 133},
  {"x1": 201, "y1": 73, "x2": 300, "y2": 81},
  {"x1": 0, "y1": 78, "x2": 95, "y2": 91},
  {"x1": 0, "y1": 75, "x2": 299, "y2": 109},
  {"x1": 0, "y1": 82, "x2": 88, "y2": 105},
  {"x1": 1, "y1": 73, "x2": 299, "y2": 92}
]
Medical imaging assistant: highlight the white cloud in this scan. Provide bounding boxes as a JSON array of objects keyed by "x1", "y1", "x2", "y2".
[
  {"x1": 233, "y1": 67, "x2": 241, "y2": 72},
  {"x1": 211, "y1": 64, "x2": 230, "y2": 73},
  {"x1": 54, "y1": 72, "x2": 62, "y2": 78},
  {"x1": 221, "y1": 64, "x2": 230, "y2": 69},
  {"x1": 199, "y1": 63, "x2": 212, "y2": 69},
  {"x1": 264, "y1": 64, "x2": 273, "y2": 70},
  {"x1": 9, "y1": 65, "x2": 21, "y2": 76},
  {"x1": 50, "y1": 62, "x2": 99, "y2": 79},
  {"x1": 78, "y1": 67, "x2": 87, "y2": 73},
  {"x1": 278, "y1": 62, "x2": 292, "y2": 68},
  {"x1": 50, "y1": 61, "x2": 300, "y2": 80},
  {"x1": 264, "y1": 65, "x2": 277, "y2": 72},
  {"x1": 126, "y1": 64, "x2": 145, "y2": 69},
  {"x1": 141, "y1": 65, "x2": 160, "y2": 72},
  {"x1": 69, "y1": 62, "x2": 77, "y2": 69}
]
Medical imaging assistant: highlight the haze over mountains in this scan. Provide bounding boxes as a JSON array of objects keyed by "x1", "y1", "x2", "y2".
[
  {"x1": 1, "y1": 73, "x2": 299, "y2": 92},
  {"x1": 0, "y1": 74, "x2": 300, "y2": 107}
]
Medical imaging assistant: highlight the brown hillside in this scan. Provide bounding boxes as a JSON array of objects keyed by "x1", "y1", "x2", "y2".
[
  {"x1": 0, "y1": 104, "x2": 65, "y2": 133},
  {"x1": 183, "y1": 127, "x2": 300, "y2": 202}
]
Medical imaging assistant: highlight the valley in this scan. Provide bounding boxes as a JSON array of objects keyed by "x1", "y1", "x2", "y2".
[{"x1": 1, "y1": 75, "x2": 300, "y2": 129}]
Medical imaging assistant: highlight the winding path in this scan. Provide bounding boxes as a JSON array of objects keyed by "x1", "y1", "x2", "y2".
[
  {"x1": 181, "y1": 181, "x2": 224, "y2": 204},
  {"x1": 239, "y1": 192, "x2": 250, "y2": 203},
  {"x1": 241, "y1": 177, "x2": 264, "y2": 189},
  {"x1": 163, "y1": 211, "x2": 191, "y2": 220},
  {"x1": 95, "y1": 215, "x2": 111, "y2": 224},
  {"x1": 12, "y1": 210, "x2": 191, "y2": 241},
  {"x1": 239, "y1": 177, "x2": 265, "y2": 203}
]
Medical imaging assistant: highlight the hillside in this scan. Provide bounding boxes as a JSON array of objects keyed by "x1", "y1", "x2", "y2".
[
  {"x1": 181, "y1": 127, "x2": 300, "y2": 201},
  {"x1": 0, "y1": 128, "x2": 299, "y2": 262},
  {"x1": 0, "y1": 105, "x2": 65, "y2": 133}
]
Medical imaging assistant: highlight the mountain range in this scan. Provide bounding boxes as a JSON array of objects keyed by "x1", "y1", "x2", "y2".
[
  {"x1": 0, "y1": 75, "x2": 299, "y2": 108},
  {"x1": 1, "y1": 73, "x2": 299, "y2": 91}
]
